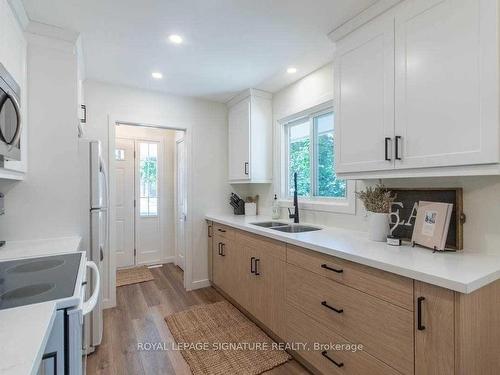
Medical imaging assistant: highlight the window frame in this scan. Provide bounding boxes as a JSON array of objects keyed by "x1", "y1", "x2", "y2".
[{"x1": 278, "y1": 101, "x2": 356, "y2": 214}]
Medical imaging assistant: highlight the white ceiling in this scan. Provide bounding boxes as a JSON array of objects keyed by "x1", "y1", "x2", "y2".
[{"x1": 21, "y1": 0, "x2": 377, "y2": 102}]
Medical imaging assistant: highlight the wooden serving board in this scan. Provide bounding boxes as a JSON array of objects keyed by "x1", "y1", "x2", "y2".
[{"x1": 388, "y1": 188, "x2": 465, "y2": 250}]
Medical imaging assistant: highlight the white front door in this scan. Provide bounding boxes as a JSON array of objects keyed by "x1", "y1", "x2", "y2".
[
  {"x1": 175, "y1": 138, "x2": 186, "y2": 270},
  {"x1": 114, "y1": 138, "x2": 135, "y2": 268},
  {"x1": 135, "y1": 140, "x2": 163, "y2": 265}
]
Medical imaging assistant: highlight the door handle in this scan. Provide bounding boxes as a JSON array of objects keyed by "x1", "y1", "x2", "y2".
[
  {"x1": 254, "y1": 258, "x2": 260, "y2": 275},
  {"x1": 321, "y1": 351, "x2": 344, "y2": 368},
  {"x1": 100, "y1": 246, "x2": 104, "y2": 262},
  {"x1": 385, "y1": 137, "x2": 391, "y2": 161},
  {"x1": 220, "y1": 243, "x2": 226, "y2": 257},
  {"x1": 321, "y1": 264, "x2": 343, "y2": 273},
  {"x1": 417, "y1": 296, "x2": 426, "y2": 330},
  {"x1": 244, "y1": 162, "x2": 249, "y2": 175},
  {"x1": 250, "y1": 257, "x2": 255, "y2": 274},
  {"x1": 321, "y1": 300, "x2": 343, "y2": 314},
  {"x1": 217, "y1": 242, "x2": 222, "y2": 256},
  {"x1": 395, "y1": 135, "x2": 402, "y2": 160}
]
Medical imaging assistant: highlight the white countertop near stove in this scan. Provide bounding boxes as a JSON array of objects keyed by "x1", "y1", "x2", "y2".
[
  {"x1": 0, "y1": 236, "x2": 82, "y2": 261},
  {"x1": 0, "y1": 236, "x2": 83, "y2": 375},
  {"x1": 0, "y1": 302, "x2": 57, "y2": 375},
  {"x1": 206, "y1": 213, "x2": 500, "y2": 294}
]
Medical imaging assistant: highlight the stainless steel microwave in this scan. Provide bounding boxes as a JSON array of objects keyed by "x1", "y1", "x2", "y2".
[{"x1": 0, "y1": 63, "x2": 21, "y2": 161}]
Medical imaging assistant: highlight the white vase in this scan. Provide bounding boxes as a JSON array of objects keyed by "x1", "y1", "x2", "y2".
[{"x1": 368, "y1": 212, "x2": 389, "y2": 242}]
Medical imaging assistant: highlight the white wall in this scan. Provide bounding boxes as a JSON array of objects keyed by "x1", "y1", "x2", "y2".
[
  {"x1": 115, "y1": 124, "x2": 177, "y2": 263},
  {"x1": 83, "y1": 80, "x2": 231, "y2": 294},
  {"x1": 0, "y1": 33, "x2": 85, "y2": 243},
  {"x1": 244, "y1": 62, "x2": 500, "y2": 253}
]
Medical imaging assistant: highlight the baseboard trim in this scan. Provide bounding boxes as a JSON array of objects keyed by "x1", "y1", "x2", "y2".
[{"x1": 189, "y1": 278, "x2": 211, "y2": 290}]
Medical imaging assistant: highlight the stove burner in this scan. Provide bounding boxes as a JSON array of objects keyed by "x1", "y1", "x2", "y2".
[
  {"x1": 6, "y1": 259, "x2": 65, "y2": 274},
  {"x1": 1, "y1": 283, "x2": 55, "y2": 300}
]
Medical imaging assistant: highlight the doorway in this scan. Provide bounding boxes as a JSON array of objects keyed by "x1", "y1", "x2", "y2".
[
  {"x1": 114, "y1": 124, "x2": 185, "y2": 269},
  {"x1": 175, "y1": 135, "x2": 187, "y2": 270}
]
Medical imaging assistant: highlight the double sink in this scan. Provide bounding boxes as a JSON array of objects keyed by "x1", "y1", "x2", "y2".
[{"x1": 250, "y1": 221, "x2": 321, "y2": 233}]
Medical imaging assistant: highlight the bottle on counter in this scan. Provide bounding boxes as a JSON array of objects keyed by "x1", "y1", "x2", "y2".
[{"x1": 272, "y1": 194, "x2": 280, "y2": 219}]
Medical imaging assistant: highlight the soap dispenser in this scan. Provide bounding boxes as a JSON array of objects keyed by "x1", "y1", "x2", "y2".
[{"x1": 272, "y1": 194, "x2": 280, "y2": 219}]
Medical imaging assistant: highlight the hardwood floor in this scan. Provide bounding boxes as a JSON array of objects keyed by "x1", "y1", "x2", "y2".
[{"x1": 87, "y1": 263, "x2": 309, "y2": 375}]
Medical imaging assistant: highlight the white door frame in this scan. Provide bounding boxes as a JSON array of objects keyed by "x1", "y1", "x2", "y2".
[
  {"x1": 175, "y1": 137, "x2": 186, "y2": 269},
  {"x1": 107, "y1": 115, "x2": 192, "y2": 309}
]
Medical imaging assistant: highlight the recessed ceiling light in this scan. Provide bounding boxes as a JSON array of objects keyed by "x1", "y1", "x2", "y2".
[
  {"x1": 152, "y1": 72, "x2": 163, "y2": 79},
  {"x1": 168, "y1": 34, "x2": 183, "y2": 44},
  {"x1": 287, "y1": 67, "x2": 297, "y2": 74}
]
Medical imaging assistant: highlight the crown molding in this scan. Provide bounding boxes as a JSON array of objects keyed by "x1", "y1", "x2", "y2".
[
  {"x1": 26, "y1": 21, "x2": 80, "y2": 44},
  {"x1": 7, "y1": 0, "x2": 29, "y2": 30},
  {"x1": 328, "y1": 0, "x2": 403, "y2": 42}
]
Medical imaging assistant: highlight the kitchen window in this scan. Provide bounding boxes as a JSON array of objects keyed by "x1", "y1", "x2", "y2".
[
  {"x1": 139, "y1": 142, "x2": 158, "y2": 216},
  {"x1": 280, "y1": 103, "x2": 355, "y2": 214}
]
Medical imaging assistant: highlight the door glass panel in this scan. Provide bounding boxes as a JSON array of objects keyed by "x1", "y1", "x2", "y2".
[{"x1": 139, "y1": 142, "x2": 158, "y2": 216}]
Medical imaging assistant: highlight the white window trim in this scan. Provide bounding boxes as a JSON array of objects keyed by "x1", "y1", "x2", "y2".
[{"x1": 276, "y1": 100, "x2": 356, "y2": 215}]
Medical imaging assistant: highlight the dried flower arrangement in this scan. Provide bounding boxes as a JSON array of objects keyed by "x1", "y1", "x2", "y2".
[{"x1": 356, "y1": 185, "x2": 396, "y2": 213}]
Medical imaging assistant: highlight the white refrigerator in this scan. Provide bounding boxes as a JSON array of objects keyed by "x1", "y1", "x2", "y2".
[{"x1": 80, "y1": 139, "x2": 107, "y2": 353}]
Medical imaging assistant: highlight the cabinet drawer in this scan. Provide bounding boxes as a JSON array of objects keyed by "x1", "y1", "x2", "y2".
[
  {"x1": 238, "y1": 231, "x2": 285, "y2": 260},
  {"x1": 287, "y1": 244, "x2": 413, "y2": 310},
  {"x1": 287, "y1": 263, "x2": 414, "y2": 374},
  {"x1": 213, "y1": 223, "x2": 235, "y2": 240},
  {"x1": 286, "y1": 305, "x2": 400, "y2": 375}
]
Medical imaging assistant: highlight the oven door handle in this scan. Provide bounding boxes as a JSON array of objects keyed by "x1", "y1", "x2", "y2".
[
  {"x1": 6, "y1": 92, "x2": 22, "y2": 149},
  {"x1": 82, "y1": 261, "x2": 100, "y2": 316}
]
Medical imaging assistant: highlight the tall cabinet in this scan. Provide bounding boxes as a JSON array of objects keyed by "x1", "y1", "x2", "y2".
[
  {"x1": 227, "y1": 89, "x2": 272, "y2": 183},
  {"x1": 333, "y1": 0, "x2": 499, "y2": 178}
]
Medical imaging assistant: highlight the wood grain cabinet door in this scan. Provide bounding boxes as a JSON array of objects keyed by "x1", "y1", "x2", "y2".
[
  {"x1": 246, "y1": 246, "x2": 286, "y2": 338},
  {"x1": 414, "y1": 281, "x2": 455, "y2": 375}
]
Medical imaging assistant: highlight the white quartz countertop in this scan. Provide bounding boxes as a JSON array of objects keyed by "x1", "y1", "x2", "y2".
[
  {"x1": 0, "y1": 236, "x2": 82, "y2": 261},
  {"x1": 0, "y1": 236, "x2": 83, "y2": 375},
  {"x1": 0, "y1": 302, "x2": 57, "y2": 375},
  {"x1": 206, "y1": 213, "x2": 500, "y2": 294}
]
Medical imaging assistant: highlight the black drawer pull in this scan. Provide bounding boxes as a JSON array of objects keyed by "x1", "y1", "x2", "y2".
[
  {"x1": 395, "y1": 135, "x2": 402, "y2": 160},
  {"x1": 255, "y1": 258, "x2": 260, "y2": 275},
  {"x1": 217, "y1": 228, "x2": 226, "y2": 233},
  {"x1": 385, "y1": 137, "x2": 391, "y2": 161},
  {"x1": 321, "y1": 264, "x2": 343, "y2": 273},
  {"x1": 321, "y1": 301, "x2": 343, "y2": 314},
  {"x1": 250, "y1": 257, "x2": 255, "y2": 274},
  {"x1": 417, "y1": 296, "x2": 425, "y2": 330},
  {"x1": 321, "y1": 351, "x2": 344, "y2": 368}
]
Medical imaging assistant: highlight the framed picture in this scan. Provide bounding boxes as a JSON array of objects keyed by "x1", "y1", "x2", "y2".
[{"x1": 411, "y1": 201, "x2": 454, "y2": 251}]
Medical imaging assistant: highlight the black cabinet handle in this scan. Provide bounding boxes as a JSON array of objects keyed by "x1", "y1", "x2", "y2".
[
  {"x1": 250, "y1": 257, "x2": 255, "y2": 274},
  {"x1": 255, "y1": 258, "x2": 260, "y2": 275},
  {"x1": 81, "y1": 104, "x2": 87, "y2": 123},
  {"x1": 321, "y1": 351, "x2": 344, "y2": 368},
  {"x1": 321, "y1": 301, "x2": 343, "y2": 314},
  {"x1": 395, "y1": 135, "x2": 402, "y2": 160},
  {"x1": 217, "y1": 228, "x2": 226, "y2": 233},
  {"x1": 385, "y1": 137, "x2": 391, "y2": 161},
  {"x1": 321, "y1": 264, "x2": 343, "y2": 273},
  {"x1": 417, "y1": 296, "x2": 426, "y2": 330},
  {"x1": 217, "y1": 242, "x2": 222, "y2": 255},
  {"x1": 220, "y1": 243, "x2": 226, "y2": 257},
  {"x1": 244, "y1": 162, "x2": 249, "y2": 175},
  {"x1": 208, "y1": 225, "x2": 213, "y2": 237}
]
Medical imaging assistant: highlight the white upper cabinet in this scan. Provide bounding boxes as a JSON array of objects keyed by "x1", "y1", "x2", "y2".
[
  {"x1": 334, "y1": 14, "x2": 395, "y2": 173},
  {"x1": 333, "y1": 0, "x2": 499, "y2": 178},
  {"x1": 394, "y1": 0, "x2": 498, "y2": 169},
  {"x1": 227, "y1": 89, "x2": 272, "y2": 183}
]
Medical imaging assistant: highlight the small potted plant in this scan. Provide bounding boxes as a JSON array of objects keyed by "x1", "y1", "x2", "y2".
[{"x1": 357, "y1": 185, "x2": 396, "y2": 242}]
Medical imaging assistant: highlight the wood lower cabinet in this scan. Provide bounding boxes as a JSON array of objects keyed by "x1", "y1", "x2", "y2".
[
  {"x1": 207, "y1": 221, "x2": 213, "y2": 281},
  {"x1": 208, "y1": 223, "x2": 500, "y2": 375},
  {"x1": 414, "y1": 281, "x2": 454, "y2": 375}
]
